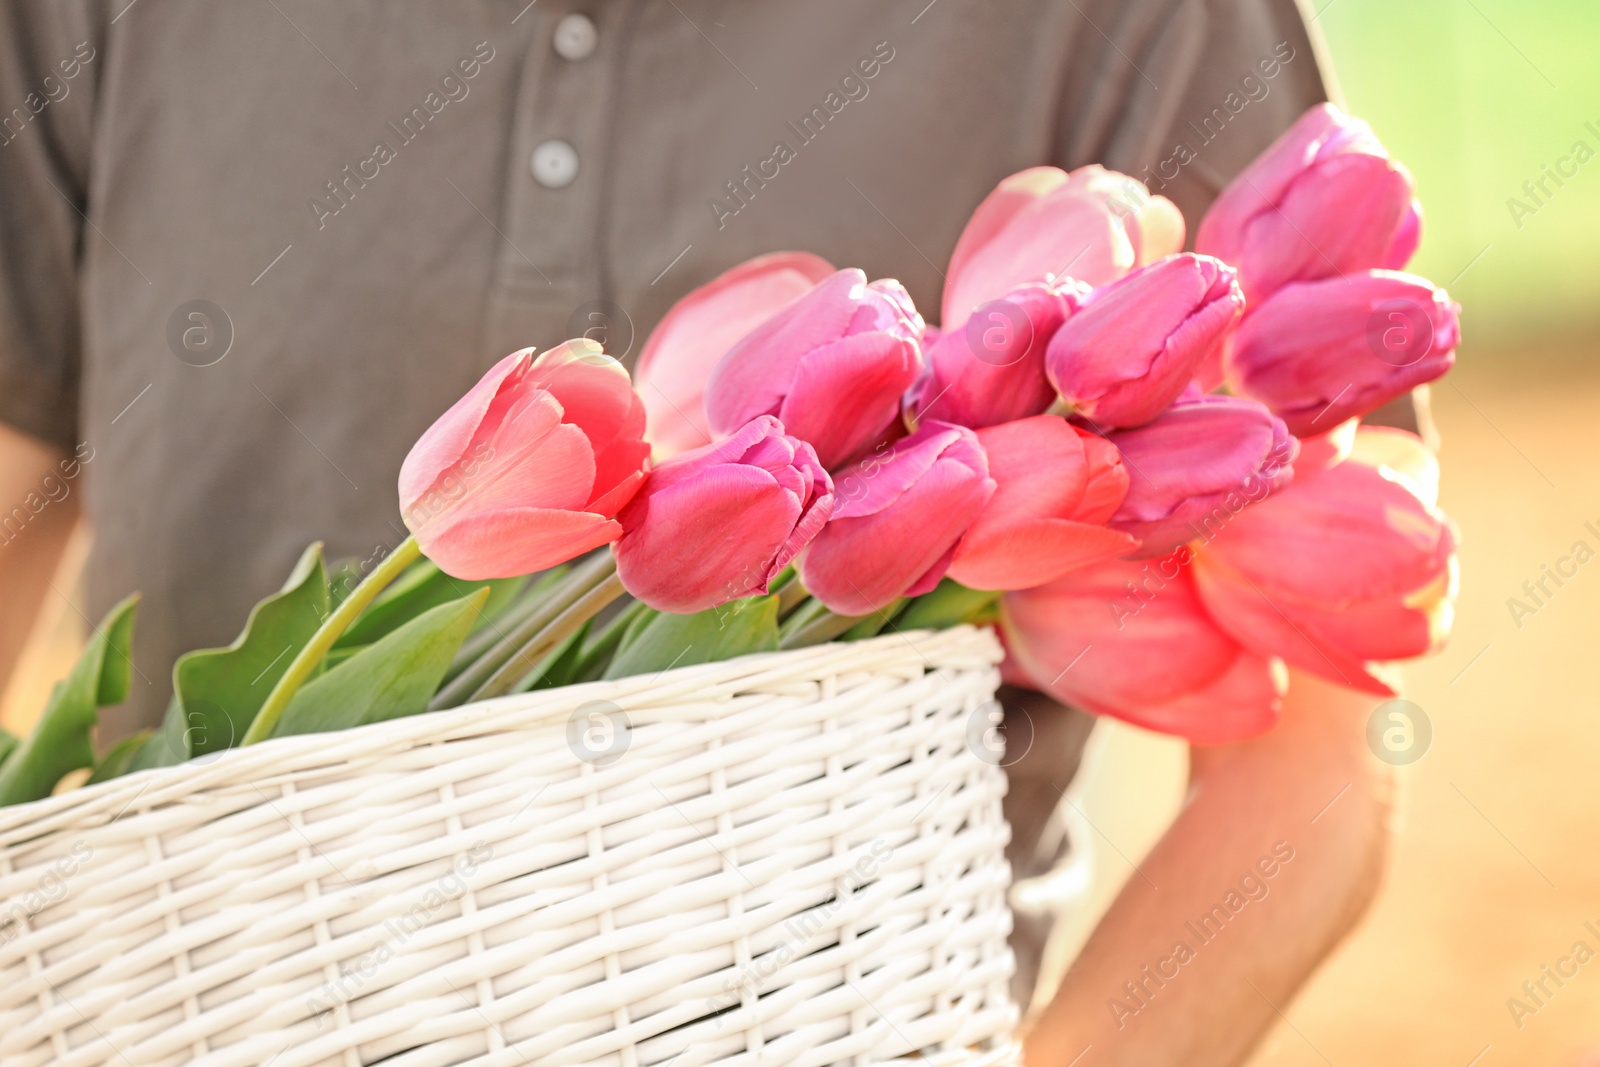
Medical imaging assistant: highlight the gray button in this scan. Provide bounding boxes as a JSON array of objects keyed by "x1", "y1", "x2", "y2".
[
  {"x1": 553, "y1": 13, "x2": 598, "y2": 61},
  {"x1": 531, "y1": 140, "x2": 579, "y2": 188}
]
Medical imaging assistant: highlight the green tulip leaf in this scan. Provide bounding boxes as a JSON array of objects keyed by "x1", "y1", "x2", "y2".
[
  {"x1": 515, "y1": 619, "x2": 591, "y2": 693},
  {"x1": 87, "y1": 730, "x2": 153, "y2": 785},
  {"x1": 129, "y1": 544, "x2": 329, "y2": 771},
  {"x1": 0, "y1": 728, "x2": 18, "y2": 770},
  {"x1": 271, "y1": 588, "x2": 489, "y2": 738},
  {"x1": 893, "y1": 579, "x2": 1000, "y2": 632},
  {"x1": 604, "y1": 595, "x2": 779, "y2": 680},
  {"x1": 0, "y1": 593, "x2": 140, "y2": 807},
  {"x1": 337, "y1": 559, "x2": 523, "y2": 648}
]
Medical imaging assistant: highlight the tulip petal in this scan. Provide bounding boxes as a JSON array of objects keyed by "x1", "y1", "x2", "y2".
[
  {"x1": 802, "y1": 451, "x2": 992, "y2": 616},
  {"x1": 398, "y1": 349, "x2": 530, "y2": 510},
  {"x1": 944, "y1": 194, "x2": 1129, "y2": 331},
  {"x1": 949, "y1": 518, "x2": 1139, "y2": 590},
  {"x1": 780, "y1": 332, "x2": 921, "y2": 469},
  {"x1": 418, "y1": 507, "x2": 622, "y2": 580},
  {"x1": 637, "y1": 251, "x2": 835, "y2": 456},
  {"x1": 615, "y1": 464, "x2": 799, "y2": 613},
  {"x1": 704, "y1": 269, "x2": 868, "y2": 432},
  {"x1": 1119, "y1": 649, "x2": 1285, "y2": 744},
  {"x1": 944, "y1": 168, "x2": 1070, "y2": 325}
]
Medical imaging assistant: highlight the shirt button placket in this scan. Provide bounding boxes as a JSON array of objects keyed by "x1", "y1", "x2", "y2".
[{"x1": 486, "y1": 6, "x2": 623, "y2": 359}]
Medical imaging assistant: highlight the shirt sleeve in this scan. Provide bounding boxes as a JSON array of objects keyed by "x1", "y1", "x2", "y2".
[{"x1": 0, "y1": 1, "x2": 104, "y2": 454}]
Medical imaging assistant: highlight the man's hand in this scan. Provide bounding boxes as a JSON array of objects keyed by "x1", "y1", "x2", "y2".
[
  {"x1": 1021, "y1": 670, "x2": 1395, "y2": 1066},
  {"x1": 0, "y1": 421, "x2": 80, "y2": 711}
]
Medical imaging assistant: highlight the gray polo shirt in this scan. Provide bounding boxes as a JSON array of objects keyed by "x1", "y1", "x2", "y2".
[{"x1": 0, "y1": 0, "x2": 1330, "y2": 740}]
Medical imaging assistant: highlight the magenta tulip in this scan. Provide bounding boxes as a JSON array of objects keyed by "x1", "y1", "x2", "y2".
[
  {"x1": 704, "y1": 268, "x2": 923, "y2": 470},
  {"x1": 1225, "y1": 270, "x2": 1460, "y2": 436},
  {"x1": 1107, "y1": 394, "x2": 1297, "y2": 558},
  {"x1": 942, "y1": 165, "x2": 1185, "y2": 330},
  {"x1": 1047, "y1": 254, "x2": 1244, "y2": 429},
  {"x1": 614, "y1": 415, "x2": 833, "y2": 613},
  {"x1": 947, "y1": 416, "x2": 1137, "y2": 590},
  {"x1": 1196, "y1": 103, "x2": 1419, "y2": 303},
  {"x1": 800, "y1": 421, "x2": 995, "y2": 616},
  {"x1": 399, "y1": 340, "x2": 650, "y2": 579},
  {"x1": 1193, "y1": 428, "x2": 1458, "y2": 694},
  {"x1": 1001, "y1": 559, "x2": 1286, "y2": 744},
  {"x1": 907, "y1": 282, "x2": 1083, "y2": 431},
  {"x1": 634, "y1": 251, "x2": 834, "y2": 458}
]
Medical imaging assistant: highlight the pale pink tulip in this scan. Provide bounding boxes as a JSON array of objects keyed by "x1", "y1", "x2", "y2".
[
  {"x1": 942, "y1": 165, "x2": 1184, "y2": 330},
  {"x1": 705, "y1": 269, "x2": 924, "y2": 470},
  {"x1": 635, "y1": 252, "x2": 834, "y2": 458}
]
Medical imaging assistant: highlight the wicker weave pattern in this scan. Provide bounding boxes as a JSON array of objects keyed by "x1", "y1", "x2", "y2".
[{"x1": 0, "y1": 627, "x2": 1018, "y2": 1067}]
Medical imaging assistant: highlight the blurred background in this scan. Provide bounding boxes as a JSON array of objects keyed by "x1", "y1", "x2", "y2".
[
  {"x1": 3, "y1": 1, "x2": 1597, "y2": 1063},
  {"x1": 1244, "y1": 0, "x2": 1600, "y2": 1062}
]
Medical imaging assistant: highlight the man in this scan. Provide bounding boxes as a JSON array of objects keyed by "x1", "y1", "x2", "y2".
[{"x1": 0, "y1": 2, "x2": 1395, "y2": 1061}]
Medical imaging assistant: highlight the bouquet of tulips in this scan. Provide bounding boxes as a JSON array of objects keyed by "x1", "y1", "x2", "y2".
[{"x1": 0, "y1": 104, "x2": 1460, "y2": 806}]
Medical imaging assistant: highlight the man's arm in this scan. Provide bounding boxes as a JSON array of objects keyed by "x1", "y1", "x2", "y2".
[
  {"x1": 0, "y1": 422, "x2": 79, "y2": 711},
  {"x1": 1021, "y1": 670, "x2": 1394, "y2": 1066}
]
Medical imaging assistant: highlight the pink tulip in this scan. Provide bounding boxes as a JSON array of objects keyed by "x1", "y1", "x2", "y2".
[
  {"x1": 1195, "y1": 103, "x2": 1419, "y2": 303},
  {"x1": 704, "y1": 268, "x2": 924, "y2": 470},
  {"x1": 947, "y1": 416, "x2": 1138, "y2": 590},
  {"x1": 1001, "y1": 559, "x2": 1286, "y2": 743},
  {"x1": 1047, "y1": 254, "x2": 1244, "y2": 429},
  {"x1": 1225, "y1": 271, "x2": 1460, "y2": 436},
  {"x1": 634, "y1": 251, "x2": 834, "y2": 459},
  {"x1": 400, "y1": 340, "x2": 651, "y2": 579},
  {"x1": 800, "y1": 420, "x2": 995, "y2": 616},
  {"x1": 614, "y1": 416, "x2": 833, "y2": 613},
  {"x1": 942, "y1": 165, "x2": 1185, "y2": 330},
  {"x1": 1193, "y1": 428, "x2": 1458, "y2": 694},
  {"x1": 1107, "y1": 395, "x2": 1297, "y2": 558},
  {"x1": 907, "y1": 282, "x2": 1084, "y2": 431}
]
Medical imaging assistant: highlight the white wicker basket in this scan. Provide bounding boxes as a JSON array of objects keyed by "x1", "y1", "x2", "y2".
[{"x1": 0, "y1": 626, "x2": 1019, "y2": 1067}]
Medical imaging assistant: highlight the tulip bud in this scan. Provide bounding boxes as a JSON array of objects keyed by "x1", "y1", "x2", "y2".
[
  {"x1": 947, "y1": 415, "x2": 1138, "y2": 590},
  {"x1": 942, "y1": 165, "x2": 1185, "y2": 330},
  {"x1": 614, "y1": 416, "x2": 833, "y2": 613},
  {"x1": 1225, "y1": 270, "x2": 1460, "y2": 436},
  {"x1": 1107, "y1": 395, "x2": 1297, "y2": 558},
  {"x1": 1196, "y1": 103, "x2": 1419, "y2": 303},
  {"x1": 1000, "y1": 559, "x2": 1286, "y2": 743},
  {"x1": 634, "y1": 252, "x2": 835, "y2": 459},
  {"x1": 1193, "y1": 428, "x2": 1459, "y2": 694},
  {"x1": 399, "y1": 340, "x2": 651, "y2": 579},
  {"x1": 907, "y1": 282, "x2": 1083, "y2": 431},
  {"x1": 704, "y1": 268, "x2": 924, "y2": 470},
  {"x1": 800, "y1": 421, "x2": 995, "y2": 616},
  {"x1": 1047, "y1": 254, "x2": 1244, "y2": 429}
]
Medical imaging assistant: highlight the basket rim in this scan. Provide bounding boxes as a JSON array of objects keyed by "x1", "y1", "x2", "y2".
[{"x1": 0, "y1": 625, "x2": 1002, "y2": 842}]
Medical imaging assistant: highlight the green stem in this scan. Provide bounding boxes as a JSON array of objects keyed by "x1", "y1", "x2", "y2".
[
  {"x1": 468, "y1": 570, "x2": 627, "y2": 703},
  {"x1": 242, "y1": 535, "x2": 423, "y2": 745},
  {"x1": 779, "y1": 604, "x2": 873, "y2": 650},
  {"x1": 429, "y1": 552, "x2": 616, "y2": 710}
]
